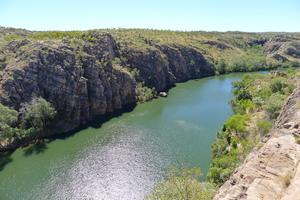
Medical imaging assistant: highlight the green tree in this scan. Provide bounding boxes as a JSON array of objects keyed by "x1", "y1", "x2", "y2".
[
  {"x1": 147, "y1": 167, "x2": 216, "y2": 200},
  {"x1": 21, "y1": 97, "x2": 56, "y2": 131},
  {"x1": 0, "y1": 103, "x2": 19, "y2": 139},
  {"x1": 0, "y1": 103, "x2": 18, "y2": 127},
  {"x1": 233, "y1": 77, "x2": 253, "y2": 100},
  {"x1": 215, "y1": 59, "x2": 226, "y2": 74}
]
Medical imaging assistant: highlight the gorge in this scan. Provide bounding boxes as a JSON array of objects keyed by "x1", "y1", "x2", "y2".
[
  {"x1": 0, "y1": 73, "x2": 245, "y2": 200},
  {"x1": 1, "y1": 28, "x2": 300, "y2": 200}
]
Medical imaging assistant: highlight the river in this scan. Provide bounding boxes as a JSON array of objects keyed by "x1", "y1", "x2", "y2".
[{"x1": 0, "y1": 73, "x2": 247, "y2": 200}]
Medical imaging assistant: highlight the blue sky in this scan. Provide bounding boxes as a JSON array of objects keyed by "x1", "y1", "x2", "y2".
[{"x1": 0, "y1": 0, "x2": 299, "y2": 32}]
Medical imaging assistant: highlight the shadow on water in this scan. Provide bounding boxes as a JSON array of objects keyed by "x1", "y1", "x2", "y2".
[
  {"x1": 23, "y1": 141, "x2": 48, "y2": 157},
  {"x1": 0, "y1": 152, "x2": 13, "y2": 171},
  {"x1": 52, "y1": 103, "x2": 136, "y2": 140},
  {"x1": 0, "y1": 104, "x2": 136, "y2": 160}
]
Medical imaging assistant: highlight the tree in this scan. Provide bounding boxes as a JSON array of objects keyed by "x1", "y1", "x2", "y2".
[
  {"x1": 146, "y1": 167, "x2": 216, "y2": 200},
  {"x1": 0, "y1": 103, "x2": 19, "y2": 139},
  {"x1": 215, "y1": 59, "x2": 226, "y2": 74},
  {"x1": 233, "y1": 77, "x2": 253, "y2": 100},
  {"x1": 21, "y1": 97, "x2": 56, "y2": 131},
  {"x1": 0, "y1": 103, "x2": 18, "y2": 127}
]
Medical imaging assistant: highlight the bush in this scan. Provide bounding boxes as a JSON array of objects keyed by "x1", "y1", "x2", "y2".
[
  {"x1": 135, "y1": 82, "x2": 155, "y2": 103},
  {"x1": 232, "y1": 99, "x2": 256, "y2": 114},
  {"x1": 0, "y1": 103, "x2": 18, "y2": 127},
  {"x1": 270, "y1": 77, "x2": 288, "y2": 94},
  {"x1": 256, "y1": 120, "x2": 272, "y2": 136},
  {"x1": 147, "y1": 167, "x2": 216, "y2": 200},
  {"x1": 207, "y1": 166, "x2": 233, "y2": 186},
  {"x1": 233, "y1": 77, "x2": 253, "y2": 100},
  {"x1": 215, "y1": 59, "x2": 226, "y2": 74},
  {"x1": 211, "y1": 135, "x2": 229, "y2": 158},
  {"x1": 21, "y1": 97, "x2": 56, "y2": 131},
  {"x1": 265, "y1": 93, "x2": 285, "y2": 119},
  {"x1": 225, "y1": 114, "x2": 249, "y2": 133},
  {"x1": 0, "y1": 104, "x2": 19, "y2": 139}
]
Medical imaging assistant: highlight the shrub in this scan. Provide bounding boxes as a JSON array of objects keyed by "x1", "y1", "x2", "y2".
[
  {"x1": 270, "y1": 78, "x2": 288, "y2": 94},
  {"x1": 265, "y1": 93, "x2": 285, "y2": 119},
  {"x1": 135, "y1": 82, "x2": 155, "y2": 103},
  {"x1": 211, "y1": 136, "x2": 228, "y2": 158},
  {"x1": 147, "y1": 167, "x2": 216, "y2": 200},
  {"x1": 0, "y1": 103, "x2": 18, "y2": 127},
  {"x1": 233, "y1": 77, "x2": 253, "y2": 100},
  {"x1": 0, "y1": 104, "x2": 19, "y2": 139},
  {"x1": 215, "y1": 59, "x2": 226, "y2": 74},
  {"x1": 233, "y1": 99, "x2": 256, "y2": 114},
  {"x1": 256, "y1": 120, "x2": 272, "y2": 136},
  {"x1": 207, "y1": 166, "x2": 233, "y2": 186},
  {"x1": 225, "y1": 114, "x2": 249, "y2": 133},
  {"x1": 21, "y1": 97, "x2": 56, "y2": 131}
]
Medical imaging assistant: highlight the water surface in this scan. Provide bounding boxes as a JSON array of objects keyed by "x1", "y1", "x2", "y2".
[{"x1": 0, "y1": 73, "x2": 245, "y2": 200}]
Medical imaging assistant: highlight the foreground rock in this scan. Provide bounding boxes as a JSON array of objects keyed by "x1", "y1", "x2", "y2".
[{"x1": 214, "y1": 84, "x2": 300, "y2": 200}]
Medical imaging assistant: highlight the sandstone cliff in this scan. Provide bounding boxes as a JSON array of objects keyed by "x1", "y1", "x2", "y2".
[
  {"x1": 0, "y1": 30, "x2": 214, "y2": 136},
  {"x1": 214, "y1": 83, "x2": 300, "y2": 200},
  {"x1": 0, "y1": 28, "x2": 300, "y2": 150}
]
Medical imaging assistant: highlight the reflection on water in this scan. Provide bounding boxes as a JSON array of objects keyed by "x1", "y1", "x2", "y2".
[{"x1": 31, "y1": 125, "x2": 173, "y2": 200}]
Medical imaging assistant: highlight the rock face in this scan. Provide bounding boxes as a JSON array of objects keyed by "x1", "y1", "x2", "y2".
[
  {"x1": 214, "y1": 84, "x2": 300, "y2": 200},
  {"x1": 0, "y1": 32, "x2": 214, "y2": 133},
  {"x1": 264, "y1": 37, "x2": 300, "y2": 62}
]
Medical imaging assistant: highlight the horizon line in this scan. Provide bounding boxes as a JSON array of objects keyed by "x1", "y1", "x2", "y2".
[{"x1": 1, "y1": 26, "x2": 300, "y2": 34}]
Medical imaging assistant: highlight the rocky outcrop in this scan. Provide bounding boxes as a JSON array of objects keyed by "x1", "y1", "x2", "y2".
[
  {"x1": 214, "y1": 84, "x2": 300, "y2": 200},
  {"x1": 0, "y1": 28, "x2": 299, "y2": 150},
  {"x1": 0, "y1": 32, "x2": 214, "y2": 135},
  {"x1": 0, "y1": 39, "x2": 136, "y2": 133},
  {"x1": 264, "y1": 38, "x2": 300, "y2": 62}
]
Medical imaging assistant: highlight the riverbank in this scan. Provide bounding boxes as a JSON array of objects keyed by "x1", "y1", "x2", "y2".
[
  {"x1": 214, "y1": 70, "x2": 300, "y2": 200},
  {"x1": 145, "y1": 69, "x2": 300, "y2": 200},
  {"x1": 0, "y1": 70, "x2": 268, "y2": 153},
  {"x1": 0, "y1": 73, "x2": 244, "y2": 200}
]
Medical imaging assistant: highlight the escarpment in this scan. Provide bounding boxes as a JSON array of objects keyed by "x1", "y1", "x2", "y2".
[
  {"x1": 0, "y1": 28, "x2": 300, "y2": 150},
  {"x1": 0, "y1": 31, "x2": 214, "y2": 135}
]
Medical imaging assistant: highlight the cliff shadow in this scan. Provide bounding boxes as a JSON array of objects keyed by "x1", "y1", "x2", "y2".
[
  {"x1": 23, "y1": 141, "x2": 48, "y2": 157},
  {"x1": 49, "y1": 103, "x2": 136, "y2": 140},
  {"x1": 0, "y1": 152, "x2": 13, "y2": 171}
]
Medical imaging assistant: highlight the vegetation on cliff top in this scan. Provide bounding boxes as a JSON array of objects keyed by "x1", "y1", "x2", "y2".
[{"x1": 1, "y1": 27, "x2": 300, "y2": 73}]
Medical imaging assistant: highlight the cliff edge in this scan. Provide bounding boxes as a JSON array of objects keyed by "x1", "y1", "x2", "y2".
[{"x1": 214, "y1": 83, "x2": 300, "y2": 200}]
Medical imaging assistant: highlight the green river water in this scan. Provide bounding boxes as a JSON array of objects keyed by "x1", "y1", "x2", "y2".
[{"x1": 0, "y1": 73, "x2": 247, "y2": 200}]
